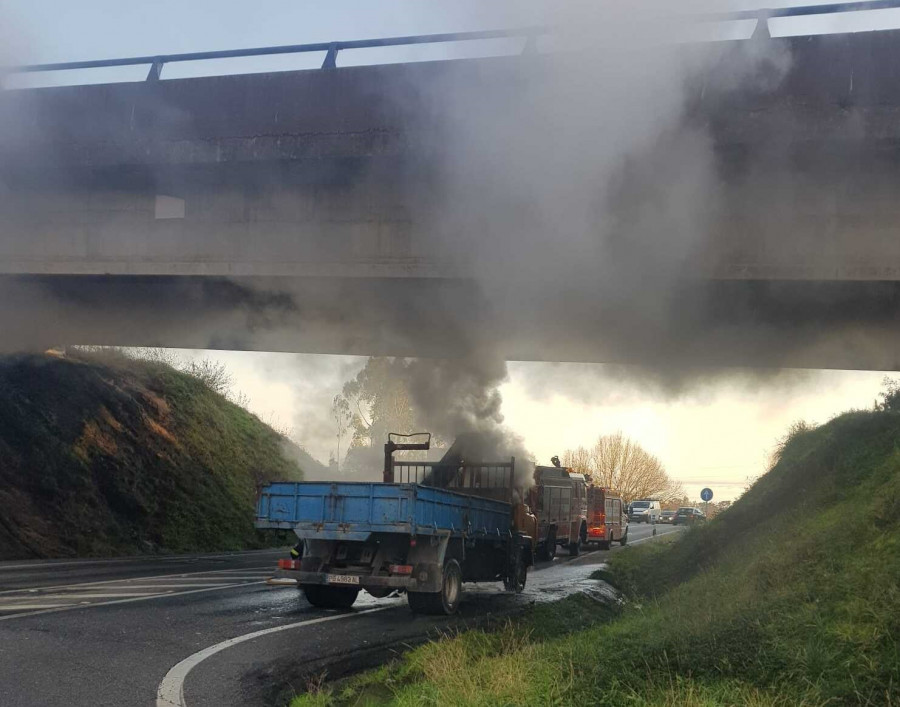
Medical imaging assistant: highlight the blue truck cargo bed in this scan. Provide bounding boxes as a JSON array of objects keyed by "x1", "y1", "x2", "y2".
[{"x1": 255, "y1": 481, "x2": 512, "y2": 541}]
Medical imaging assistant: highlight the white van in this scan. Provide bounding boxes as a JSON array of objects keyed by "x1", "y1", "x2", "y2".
[{"x1": 628, "y1": 499, "x2": 661, "y2": 523}]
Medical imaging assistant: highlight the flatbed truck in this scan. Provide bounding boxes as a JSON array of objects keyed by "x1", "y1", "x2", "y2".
[{"x1": 255, "y1": 434, "x2": 536, "y2": 615}]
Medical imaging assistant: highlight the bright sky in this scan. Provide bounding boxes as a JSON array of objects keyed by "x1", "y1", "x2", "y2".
[{"x1": 7, "y1": 0, "x2": 900, "y2": 501}]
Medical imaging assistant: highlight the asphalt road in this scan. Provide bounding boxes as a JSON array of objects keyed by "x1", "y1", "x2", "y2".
[{"x1": 0, "y1": 524, "x2": 682, "y2": 707}]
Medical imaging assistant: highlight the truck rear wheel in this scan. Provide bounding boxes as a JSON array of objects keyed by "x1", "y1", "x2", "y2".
[
  {"x1": 503, "y1": 550, "x2": 527, "y2": 593},
  {"x1": 537, "y1": 537, "x2": 556, "y2": 562},
  {"x1": 408, "y1": 558, "x2": 463, "y2": 616},
  {"x1": 302, "y1": 584, "x2": 359, "y2": 609},
  {"x1": 546, "y1": 531, "x2": 557, "y2": 560},
  {"x1": 538, "y1": 529, "x2": 557, "y2": 561},
  {"x1": 568, "y1": 523, "x2": 587, "y2": 556}
]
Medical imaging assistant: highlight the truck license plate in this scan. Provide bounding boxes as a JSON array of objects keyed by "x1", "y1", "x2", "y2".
[{"x1": 326, "y1": 574, "x2": 359, "y2": 585}]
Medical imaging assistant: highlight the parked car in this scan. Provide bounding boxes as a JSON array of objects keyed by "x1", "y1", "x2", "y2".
[
  {"x1": 673, "y1": 507, "x2": 706, "y2": 525},
  {"x1": 659, "y1": 509, "x2": 676, "y2": 524},
  {"x1": 628, "y1": 499, "x2": 661, "y2": 523}
]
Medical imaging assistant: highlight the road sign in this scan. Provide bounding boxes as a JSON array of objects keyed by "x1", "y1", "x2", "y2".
[{"x1": 700, "y1": 487, "x2": 713, "y2": 502}]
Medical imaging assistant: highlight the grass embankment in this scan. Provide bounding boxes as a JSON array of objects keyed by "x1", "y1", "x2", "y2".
[
  {"x1": 0, "y1": 351, "x2": 304, "y2": 558},
  {"x1": 294, "y1": 408, "x2": 900, "y2": 706}
]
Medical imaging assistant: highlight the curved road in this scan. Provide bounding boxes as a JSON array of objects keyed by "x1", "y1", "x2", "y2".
[{"x1": 0, "y1": 524, "x2": 681, "y2": 707}]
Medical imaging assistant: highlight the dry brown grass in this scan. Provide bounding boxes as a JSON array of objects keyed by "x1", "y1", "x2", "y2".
[{"x1": 74, "y1": 419, "x2": 118, "y2": 458}]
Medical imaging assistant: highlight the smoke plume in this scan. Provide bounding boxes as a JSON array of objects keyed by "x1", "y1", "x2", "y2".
[{"x1": 350, "y1": 0, "x2": 793, "y2": 467}]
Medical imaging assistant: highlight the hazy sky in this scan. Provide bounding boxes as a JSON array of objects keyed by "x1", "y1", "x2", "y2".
[
  {"x1": 7, "y1": 1, "x2": 900, "y2": 500},
  {"x1": 173, "y1": 348, "x2": 890, "y2": 502}
]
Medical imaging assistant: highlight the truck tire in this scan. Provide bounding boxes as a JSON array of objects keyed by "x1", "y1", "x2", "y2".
[
  {"x1": 302, "y1": 584, "x2": 360, "y2": 609},
  {"x1": 408, "y1": 558, "x2": 463, "y2": 616},
  {"x1": 619, "y1": 528, "x2": 628, "y2": 546},
  {"x1": 503, "y1": 550, "x2": 527, "y2": 593},
  {"x1": 569, "y1": 523, "x2": 587, "y2": 556},
  {"x1": 537, "y1": 531, "x2": 557, "y2": 562},
  {"x1": 545, "y1": 530, "x2": 557, "y2": 561}
]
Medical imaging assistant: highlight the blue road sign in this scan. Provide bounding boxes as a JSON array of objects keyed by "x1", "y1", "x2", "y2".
[{"x1": 700, "y1": 487, "x2": 713, "y2": 502}]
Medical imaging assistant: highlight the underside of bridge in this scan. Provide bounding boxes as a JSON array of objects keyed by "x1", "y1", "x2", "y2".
[
  {"x1": 2, "y1": 273, "x2": 899, "y2": 372},
  {"x1": 3, "y1": 27, "x2": 900, "y2": 370}
]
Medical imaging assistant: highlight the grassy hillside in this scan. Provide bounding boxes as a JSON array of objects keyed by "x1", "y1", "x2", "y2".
[
  {"x1": 295, "y1": 406, "x2": 900, "y2": 706},
  {"x1": 0, "y1": 351, "x2": 305, "y2": 559}
]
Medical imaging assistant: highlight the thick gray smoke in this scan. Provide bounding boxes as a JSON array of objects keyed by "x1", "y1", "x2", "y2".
[
  {"x1": 355, "y1": 0, "x2": 792, "y2": 467},
  {"x1": 404, "y1": 353, "x2": 535, "y2": 485}
]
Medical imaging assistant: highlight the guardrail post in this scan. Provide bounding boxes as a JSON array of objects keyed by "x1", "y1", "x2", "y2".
[
  {"x1": 752, "y1": 10, "x2": 771, "y2": 39},
  {"x1": 522, "y1": 33, "x2": 538, "y2": 54},
  {"x1": 322, "y1": 42, "x2": 339, "y2": 69},
  {"x1": 146, "y1": 58, "x2": 164, "y2": 81}
]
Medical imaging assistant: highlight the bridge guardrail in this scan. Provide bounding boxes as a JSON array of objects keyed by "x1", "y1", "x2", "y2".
[{"x1": 4, "y1": 1, "x2": 900, "y2": 81}]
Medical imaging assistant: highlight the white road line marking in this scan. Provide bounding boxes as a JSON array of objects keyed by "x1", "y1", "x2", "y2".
[
  {"x1": 156, "y1": 606, "x2": 393, "y2": 707},
  {"x1": 16, "y1": 592, "x2": 165, "y2": 599},
  {"x1": 0, "y1": 565, "x2": 275, "y2": 596},
  {"x1": 125, "y1": 579, "x2": 262, "y2": 585},
  {"x1": 0, "y1": 581, "x2": 266, "y2": 622},
  {"x1": 77, "y1": 583, "x2": 231, "y2": 589},
  {"x1": 0, "y1": 603, "x2": 77, "y2": 610},
  {"x1": 0, "y1": 552, "x2": 284, "y2": 571},
  {"x1": 188, "y1": 575, "x2": 270, "y2": 581}
]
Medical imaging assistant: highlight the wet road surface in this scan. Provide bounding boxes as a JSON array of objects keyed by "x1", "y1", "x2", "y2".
[{"x1": 0, "y1": 525, "x2": 682, "y2": 707}]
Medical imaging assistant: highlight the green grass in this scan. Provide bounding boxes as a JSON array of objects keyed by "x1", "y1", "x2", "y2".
[
  {"x1": 291, "y1": 407, "x2": 900, "y2": 706},
  {"x1": 0, "y1": 351, "x2": 304, "y2": 558}
]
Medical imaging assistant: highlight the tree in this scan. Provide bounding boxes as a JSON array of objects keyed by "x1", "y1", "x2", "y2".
[
  {"x1": 562, "y1": 446, "x2": 592, "y2": 476},
  {"x1": 340, "y1": 358, "x2": 417, "y2": 451},
  {"x1": 562, "y1": 431, "x2": 681, "y2": 503},
  {"x1": 331, "y1": 395, "x2": 352, "y2": 472},
  {"x1": 336, "y1": 358, "x2": 447, "y2": 475},
  {"x1": 877, "y1": 376, "x2": 900, "y2": 412}
]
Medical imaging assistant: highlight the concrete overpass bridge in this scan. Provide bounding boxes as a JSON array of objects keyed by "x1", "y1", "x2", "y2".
[{"x1": 3, "y1": 3, "x2": 900, "y2": 370}]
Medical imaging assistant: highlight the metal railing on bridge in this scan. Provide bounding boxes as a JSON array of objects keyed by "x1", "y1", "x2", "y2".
[{"x1": 5, "y1": 1, "x2": 900, "y2": 81}]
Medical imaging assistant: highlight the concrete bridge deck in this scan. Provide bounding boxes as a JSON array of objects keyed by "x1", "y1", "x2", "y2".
[
  {"x1": 3, "y1": 25, "x2": 900, "y2": 369},
  {"x1": 2, "y1": 29, "x2": 900, "y2": 281}
]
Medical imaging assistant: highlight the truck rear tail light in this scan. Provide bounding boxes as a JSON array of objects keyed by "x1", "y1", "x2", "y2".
[
  {"x1": 588, "y1": 527, "x2": 606, "y2": 537},
  {"x1": 389, "y1": 564, "x2": 413, "y2": 575},
  {"x1": 278, "y1": 559, "x2": 301, "y2": 570}
]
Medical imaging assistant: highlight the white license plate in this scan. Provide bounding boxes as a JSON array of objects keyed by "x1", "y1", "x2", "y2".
[{"x1": 326, "y1": 574, "x2": 359, "y2": 585}]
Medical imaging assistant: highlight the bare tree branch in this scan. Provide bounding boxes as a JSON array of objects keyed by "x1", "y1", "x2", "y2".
[{"x1": 563, "y1": 431, "x2": 676, "y2": 503}]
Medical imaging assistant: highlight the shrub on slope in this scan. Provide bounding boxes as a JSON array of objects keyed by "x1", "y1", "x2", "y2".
[
  {"x1": 0, "y1": 352, "x2": 304, "y2": 558},
  {"x1": 599, "y1": 408, "x2": 900, "y2": 704}
]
